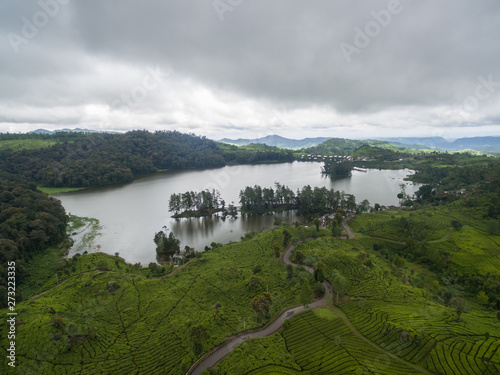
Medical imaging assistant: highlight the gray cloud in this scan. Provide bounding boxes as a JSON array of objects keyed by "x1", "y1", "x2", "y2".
[{"x1": 0, "y1": 0, "x2": 499, "y2": 138}]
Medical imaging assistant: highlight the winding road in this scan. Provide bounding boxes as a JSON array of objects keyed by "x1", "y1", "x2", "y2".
[
  {"x1": 187, "y1": 241, "x2": 331, "y2": 375},
  {"x1": 187, "y1": 219, "x2": 433, "y2": 375}
]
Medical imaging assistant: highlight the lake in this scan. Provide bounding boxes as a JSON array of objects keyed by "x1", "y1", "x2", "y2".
[{"x1": 55, "y1": 162, "x2": 422, "y2": 265}]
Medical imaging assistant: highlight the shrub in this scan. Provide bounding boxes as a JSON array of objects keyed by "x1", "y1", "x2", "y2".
[
  {"x1": 313, "y1": 282, "x2": 325, "y2": 298},
  {"x1": 451, "y1": 220, "x2": 463, "y2": 231},
  {"x1": 304, "y1": 256, "x2": 317, "y2": 268}
]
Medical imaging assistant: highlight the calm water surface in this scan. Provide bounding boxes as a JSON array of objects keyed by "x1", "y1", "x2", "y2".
[{"x1": 56, "y1": 162, "x2": 421, "y2": 264}]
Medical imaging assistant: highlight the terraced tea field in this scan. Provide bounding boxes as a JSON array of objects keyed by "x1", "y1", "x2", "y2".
[
  {"x1": 340, "y1": 300, "x2": 500, "y2": 374},
  {"x1": 215, "y1": 309, "x2": 427, "y2": 374},
  {"x1": 349, "y1": 211, "x2": 450, "y2": 242},
  {"x1": 0, "y1": 230, "x2": 305, "y2": 374}
]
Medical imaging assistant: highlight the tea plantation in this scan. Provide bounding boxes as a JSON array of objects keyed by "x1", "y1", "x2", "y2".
[{"x1": 0, "y1": 229, "x2": 319, "y2": 374}]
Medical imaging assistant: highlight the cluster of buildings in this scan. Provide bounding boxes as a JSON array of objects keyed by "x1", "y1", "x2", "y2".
[{"x1": 300, "y1": 154, "x2": 353, "y2": 161}]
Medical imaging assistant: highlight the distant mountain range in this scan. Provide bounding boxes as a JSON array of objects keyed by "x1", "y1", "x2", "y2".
[
  {"x1": 379, "y1": 136, "x2": 500, "y2": 153},
  {"x1": 220, "y1": 135, "x2": 500, "y2": 154},
  {"x1": 218, "y1": 135, "x2": 332, "y2": 149},
  {"x1": 29, "y1": 128, "x2": 121, "y2": 134}
]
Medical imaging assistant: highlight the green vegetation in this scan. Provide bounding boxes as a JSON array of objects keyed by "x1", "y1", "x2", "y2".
[
  {"x1": 239, "y1": 183, "x2": 357, "y2": 215},
  {"x1": 217, "y1": 142, "x2": 294, "y2": 164},
  {"x1": 215, "y1": 309, "x2": 425, "y2": 374},
  {"x1": 0, "y1": 178, "x2": 68, "y2": 307},
  {"x1": 303, "y1": 138, "x2": 366, "y2": 155},
  {"x1": 37, "y1": 186, "x2": 86, "y2": 194},
  {"x1": 168, "y1": 189, "x2": 236, "y2": 218},
  {"x1": 154, "y1": 228, "x2": 181, "y2": 262},
  {"x1": 0, "y1": 228, "x2": 314, "y2": 374},
  {"x1": 322, "y1": 159, "x2": 353, "y2": 177},
  {"x1": 1, "y1": 130, "x2": 500, "y2": 373},
  {"x1": 0, "y1": 131, "x2": 293, "y2": 190},
  {"x1": 217, "y1": 184, "x2": 500, "y2": 374},
  {"x1": 222, "y1": 212, "x2": 498, "y2": 373},
  {"x1": 0, "y1": 138, "x2": 59, "y2": 151}
]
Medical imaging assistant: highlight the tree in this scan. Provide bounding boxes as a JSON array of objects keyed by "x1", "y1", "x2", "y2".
[
  {"x1": 251, "y1": 292, "x2": 273, "y2": 323},
  {"x1": 313, "y1": 218, "x2": 322, "y2": 232},
  {"x1": 450, "y1": 297, "x2": 468, "y2": 321},
  {"x1": 399, "y1": 183, "x2": 407, "y2": 201},
  {"x1": 451, "y1": 220, "x2": 463, "y2": 231},
  {"x1": 358, "y1": 199, "x2": 370, "y2": 214},
  {"x1": 331, "y1": 224, "x2": 342, "y2": 237},
  {"x1": 248, "y1": 277, "x2": 261, "y2": 291},
  {"x1": 488, "y1": 220, "x2": 499, "y2": 235},
  {"x1": 314, "y1": 261, "x2": 326, "y2": 283},
  {"x1": 300, "y1": 279, "x2": 312, "y2": 307},
  {"x1": 374, "y1": 203, "x2": 381, "y2": 212},
  {"x1": 477, "y1": 291, "x2": 489, "y2": 305},
  {"x1": 332, "y1": 273, "x2": 347, "y2": 303},
  {"x1": 415, "y1": 184, "x2": 433, "y2": 200},
  {"x1": 187, "y1": 324, "x2": 210, "y2": 355},
  {"x1": 334, "y1": 210, "x2": 344, "y2": 225},
  {"x1": 294, "y1": 250, "x2": 305, "y2": 264},
  {"x1": 397, "y1": 193, "x2": 404, "y2": 205},
  {"x1": 273, "y1": 241, "x2": 281, "y2": 258},
  {"x1": 154, "y1": 229, "x2": 180, "y2": 263},
  {"x1": 283, "y1": 229, "x2": 292, "y2": 247}
]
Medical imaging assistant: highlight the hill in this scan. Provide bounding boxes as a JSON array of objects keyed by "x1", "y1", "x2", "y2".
[
  {"x1": 0, "y1": 131, "x2": 293, "y2": 189},
  {"x1": 303, "y1": 138, "x2": 367, "y2": 155},
  {"x1": 377, "y1": 136, "x2": 500, "y2": 153},
  {"x1": 219, "y1": 135, "x2": 331, "y2": 149}
]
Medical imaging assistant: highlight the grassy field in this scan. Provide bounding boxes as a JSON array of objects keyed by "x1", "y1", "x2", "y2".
[
  {"x1": 0, "y1": 138, "x2": 59, "y2": 151},
  {"x1": 37, "y1": 186, "x2": 87, "y2": 194},
  {"x1": 349, "y1": 203, "x2": 500, "y2": 276},
  {"x1": 0, "y1": 228, "x2": 315, "y2": 374}
]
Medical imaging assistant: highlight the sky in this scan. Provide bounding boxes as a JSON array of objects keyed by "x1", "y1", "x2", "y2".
[{"x1": 0, "y1": 0, "x2": 499, "y2": 140}]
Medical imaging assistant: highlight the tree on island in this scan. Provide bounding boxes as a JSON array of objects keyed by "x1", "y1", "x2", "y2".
[
  {"x1": 322, "y1": 160, "x2": 353, "y2": 177},
  {"x1": 154, "y1": 227, "x2": 180, "y2": 263}
]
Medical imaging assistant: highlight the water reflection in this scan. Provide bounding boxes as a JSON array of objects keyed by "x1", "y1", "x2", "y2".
[{"x1": 55, "y1": 162, "x2": 421, "y2": 264}]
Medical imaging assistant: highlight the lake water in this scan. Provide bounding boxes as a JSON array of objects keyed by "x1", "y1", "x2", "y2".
[{"x1": 55, "y1": 162, "x2": 422, "y2": 265}]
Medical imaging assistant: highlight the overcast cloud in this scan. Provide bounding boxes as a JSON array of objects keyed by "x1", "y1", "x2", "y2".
[{"x1": 0, "y1": 0, "x2": 499, "y2": 140}]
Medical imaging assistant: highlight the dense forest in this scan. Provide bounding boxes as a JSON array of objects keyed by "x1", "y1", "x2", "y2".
[
  {"x1": 0, "y1": 131, "x2": 293, "y2": 188},
  {"x1": 0, "y1": 179, "x2": 67, "y2": 306}
]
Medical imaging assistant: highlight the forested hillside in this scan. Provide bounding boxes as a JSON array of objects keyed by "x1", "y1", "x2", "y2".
[
  {"x1": 0, "y1": 131, "x2": 293, "y2": 188},
  {"x1": 0, "y1": 179, "x2": 67, "y2": 306},
  {"x1": 303, "y1": 138, "x2": 366, "y2": 155}
]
